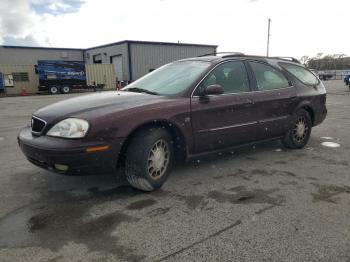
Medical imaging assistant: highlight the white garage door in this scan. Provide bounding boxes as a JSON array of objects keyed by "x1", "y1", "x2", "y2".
[{"x1": 112, "y1": 55, "x2": 123, "y2": 81}]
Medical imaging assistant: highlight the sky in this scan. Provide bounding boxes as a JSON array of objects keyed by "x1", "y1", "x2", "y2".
[{"x1": 0, "y1": 0, "x2": 349, "y2": 59}]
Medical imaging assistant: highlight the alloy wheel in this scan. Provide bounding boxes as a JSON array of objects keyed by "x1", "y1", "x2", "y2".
[
  {"x1": 292, "y1": 116, "x2": 309, "y2": 143},
  {"x1": 147, "y1": 139, "x2": 170, "y2": 180}
]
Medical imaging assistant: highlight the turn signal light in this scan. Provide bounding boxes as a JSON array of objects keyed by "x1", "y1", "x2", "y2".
[{"x1": 86, "y1": 145, "x2": 110, "y2": 153}]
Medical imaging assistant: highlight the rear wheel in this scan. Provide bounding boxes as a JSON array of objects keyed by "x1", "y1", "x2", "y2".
[
  {"x1": 282, "y1": 109, "x2": 312, "y2": 149},
  {"x1": 49, "y1": 86, "x2": 59, "y2": 94},
  {"x1": 61, "y1": 86, "x2": 71, "y2": 94},
  {"x1": 125, "y1": 128, "x2": 173, "y2": 191}
]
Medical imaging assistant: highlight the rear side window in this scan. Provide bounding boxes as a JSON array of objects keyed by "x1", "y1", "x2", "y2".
[
  {"x1": 250, "y1": 62, "x2": 290, "y2": 91},
  {"x1": 281, "y1": 63, "x2": 318, "y2": 85}
]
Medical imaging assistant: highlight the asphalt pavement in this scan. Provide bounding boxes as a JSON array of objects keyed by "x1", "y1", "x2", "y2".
[{"x1": 0, "y1": 81, "x2": 349, "y2": 262}]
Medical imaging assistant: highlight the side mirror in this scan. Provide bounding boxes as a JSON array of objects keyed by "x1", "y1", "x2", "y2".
[{"x1": 204, "y1": 84, "x2": 224, "y2": 96}]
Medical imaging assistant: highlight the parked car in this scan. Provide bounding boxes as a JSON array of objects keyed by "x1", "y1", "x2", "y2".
[
  {"x1": 318, "y1": 73, "x2": 333, "y2": 81},
  {"x1": 344, "y1": 74, "x2": 350, "y2": 86},
  {"x1": 18, "y1": 54, "x2": 327, "y2": 191}
]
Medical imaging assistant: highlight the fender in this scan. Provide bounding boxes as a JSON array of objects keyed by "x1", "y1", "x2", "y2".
[
  {"x1": 292, "y1": 99, "x2": 315, "y2": 124},
  {"x1": 117, "y1": 118, "x2": 190, "y2": 163}
]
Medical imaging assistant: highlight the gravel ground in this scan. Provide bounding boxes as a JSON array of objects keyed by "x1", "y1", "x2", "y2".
[{"x1": 0, "y1": 81, "x2": 349, "y2": 262}]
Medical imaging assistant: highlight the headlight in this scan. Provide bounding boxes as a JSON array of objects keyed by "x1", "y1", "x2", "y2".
[{"x1": 47, "y1": 118, "x2": 89, "y2": 138}]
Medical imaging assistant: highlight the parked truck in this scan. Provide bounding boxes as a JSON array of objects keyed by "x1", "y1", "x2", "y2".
[
  {"x1": 35, "y1": 60, "x2": 104, "y2": 94},
  {"x1": 0, "y1": 73, "x2": 4, "y2": 93}
]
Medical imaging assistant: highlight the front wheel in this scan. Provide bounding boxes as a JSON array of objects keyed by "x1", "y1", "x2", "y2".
[
  {"x1": 125, "y1": 128, "x2": 173, "y2": 191},
  {"x1": 282, "y1": 109, "x2": 312, "y2": 149}
]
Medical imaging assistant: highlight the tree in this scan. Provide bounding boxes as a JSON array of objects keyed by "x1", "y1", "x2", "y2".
[
  {"x1": 300, "y1": 55, "x2": 310, "y2": 65},
  {"x1": 306, "y1": 53, "x2": 350, "y2": 70}
]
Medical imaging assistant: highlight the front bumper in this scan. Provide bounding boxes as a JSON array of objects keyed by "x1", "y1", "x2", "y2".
[{"x1": 18, "y1": 127, "x2": 124, "y2": 175}]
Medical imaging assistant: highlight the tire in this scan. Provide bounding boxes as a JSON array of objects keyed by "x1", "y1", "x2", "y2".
[
  {"x1": 49, "y1": 86, "x2": 59, "y2": 95},
  {"x1": 125, "y1": 127, "x2": 174, "y2": 191},
  {"x1": 282, "y1": 109, "x2": 312, "y2": 149},
  {"x1": 61, "y1": 86, "x2": 71, "y2": 94}
]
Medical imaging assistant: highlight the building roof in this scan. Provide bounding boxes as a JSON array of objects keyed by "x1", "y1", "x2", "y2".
[
  {"x1": 0, "y1": 40, "x2": 218, "y2": 51},
  {"x1": 0, "y1": 45, "x2": 84, "y2": 51},
  {"x1": 85, "y1": 40, "x2": 218, "y2": 50}
]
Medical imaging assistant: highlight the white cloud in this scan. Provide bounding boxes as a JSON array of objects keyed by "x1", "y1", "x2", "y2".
[
  {"x1": 0, "y1": 0, "x2": 349, "y2": 58},
  {"x1": 0, "y1": 0, "x2": 36, "y2": 38},
  {"x1": 2, "y1": 35, "x2": 40, "y2": 46}
]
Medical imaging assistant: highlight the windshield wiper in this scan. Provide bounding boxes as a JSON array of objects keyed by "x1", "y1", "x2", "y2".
[{"x1": 123, "y1": 87, "x2": 159, "y2": 96}]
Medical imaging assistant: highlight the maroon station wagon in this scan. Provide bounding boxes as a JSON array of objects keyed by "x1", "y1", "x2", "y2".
[{"x1": 18, "y1": 53, "x2": 327, "y2": 191}]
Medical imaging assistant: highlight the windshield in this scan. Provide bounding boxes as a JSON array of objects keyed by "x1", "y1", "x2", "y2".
[{"x1": 123, "y1": 61, "x2": 211, "y2": 95}]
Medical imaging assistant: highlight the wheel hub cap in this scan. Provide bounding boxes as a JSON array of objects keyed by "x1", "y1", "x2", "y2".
[
  {"x1": 153, "y1": 149, "x2": 165, "y2": 170},
  {"x1": 293, "y1": 116, "x2": 309, "y2": 142},
  {"x1": 296, "y1": 123, "x2": 305, "y2": 137},
  {"x1": 147, "y1": 139, "x2": 169, "y2": 180}
]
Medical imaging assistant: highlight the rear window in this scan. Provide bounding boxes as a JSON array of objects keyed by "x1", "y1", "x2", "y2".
[{"x1": 281, "y1": 63, "x2": 319, "y2": 85}]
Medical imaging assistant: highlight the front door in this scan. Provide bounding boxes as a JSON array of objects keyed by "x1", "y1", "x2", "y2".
[{"x1": 190, "y1": 61, "x2": 260, "y2": 153}]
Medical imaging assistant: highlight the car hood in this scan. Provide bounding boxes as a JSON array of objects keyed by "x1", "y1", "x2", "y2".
[{"x1": 33, "y1": 91, "x2": 169, "y2": 121}]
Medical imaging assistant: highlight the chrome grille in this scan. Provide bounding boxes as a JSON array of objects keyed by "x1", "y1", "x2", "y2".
[{"x1": 31, "y1": 116, "x2": 46, "y2": 135}]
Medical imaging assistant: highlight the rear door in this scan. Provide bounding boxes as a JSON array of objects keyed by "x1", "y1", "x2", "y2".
[
  {"x1": 190, "y1": 60, "x2": 260, "y2": 153},
  {"x1": 247, "y1": 61, "x2": 297, "y2": 140}
]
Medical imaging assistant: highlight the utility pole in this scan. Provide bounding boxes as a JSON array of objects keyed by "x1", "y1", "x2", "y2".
[{"x1": 266, "y1": 18, "x2": 271, "y2": 57}]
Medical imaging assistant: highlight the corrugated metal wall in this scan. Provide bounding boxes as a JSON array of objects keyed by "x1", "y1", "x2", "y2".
[
  {"x1": 85, "y1": 64, "x2": 116, "y2": 90},
  {"x1": 130, "y1": 43, "x2": 216, "y2": 80},
  {"x1": 0, "y1": 65, "x2": 38, "y2": 95},
  {"x1": 0, "y1": 47, "x2": 84, "y2": 65},
  {"x1": 84, "y1": 43, "x2": 129, "y2": 81}
]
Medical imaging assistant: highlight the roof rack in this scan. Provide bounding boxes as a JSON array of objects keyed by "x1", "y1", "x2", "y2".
[
  {"x1": 271, "y1": 57, "x2": 301, "y2": 64},
  {"x1": 197, "y1": 53, "x2": 301, "y2": 63},
  {"x1": 198, "y1": 52, "x2": 245, "y2": 58},
  {"x1": 221, "y1": 53, "x2": 246, "y2": 58}
]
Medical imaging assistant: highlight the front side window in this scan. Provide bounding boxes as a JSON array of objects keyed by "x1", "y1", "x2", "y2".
[
  {"x1": 199, "y1": 61, "x2": 250, "y2": 94},
  {"x1": 281, "y1": 63, "x2": 319, "y2": 85},
  {"x1": 124, "y1": 61, "x2": 211, "y2": 96},
  {"x1": 250, "y1": 62, "x2": 290, "y2": 91}
]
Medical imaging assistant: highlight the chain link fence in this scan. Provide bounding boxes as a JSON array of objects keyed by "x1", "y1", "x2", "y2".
[{"x1": 317, "y1": 70, "x2": 350, "y2": 80}]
